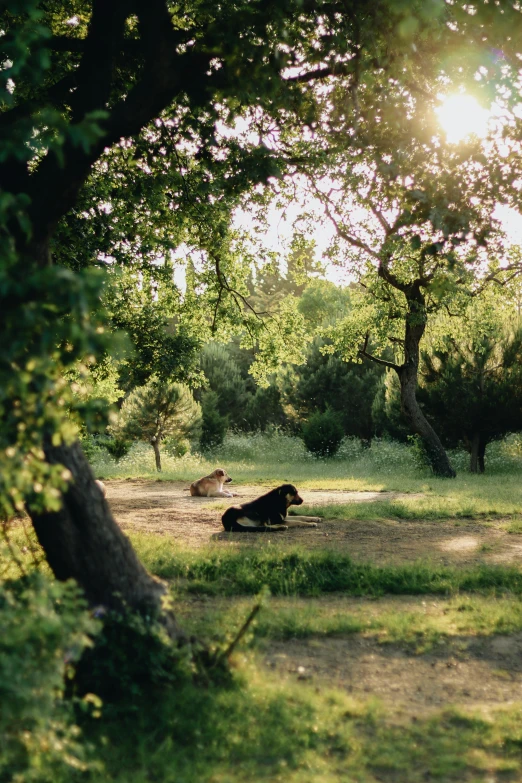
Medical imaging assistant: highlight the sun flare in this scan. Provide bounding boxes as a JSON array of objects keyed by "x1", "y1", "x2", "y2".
[{"x1": 436, "y1": 94, "x2": 490, "y2": 143}]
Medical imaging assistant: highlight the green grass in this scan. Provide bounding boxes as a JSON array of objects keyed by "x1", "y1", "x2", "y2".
[
  {"x1": 130, "y1": 534, "x2": 522, "y2": 598},
  {"x1": 91, "y1": 432, "x2": 522, "y2": 516},
  {"x1": 175, "y1": 592, "x2": 522, "y2": 653},
  {"x1": 90, "y1": 430, "x2": 522, "y2": 483},
  {"x1": 82, "y1": 676, "x2": 522, "y2": 782}
]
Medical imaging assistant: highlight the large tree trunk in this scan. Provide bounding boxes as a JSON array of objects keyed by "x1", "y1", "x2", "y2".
[
  {"x1": 399, "y1": 289, "x2": 456, "y2": 478},
  {"x1": 400, "y1": 364, "x2": 456, "y2": 477},
  {"x1": 28, "y1": 439, "x2": 185, "y2": 641}
]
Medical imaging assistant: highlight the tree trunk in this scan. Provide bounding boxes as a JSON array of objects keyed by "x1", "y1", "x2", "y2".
[
  {"x1": 478, "y1": 438, "x2": 486, "y2": 474},
  {"x1": 399, "y1": 288, "x2": 456, "y2": 478},
  {"x1": 28, "y1": 439, "x2": 185, "y2": 641},
  {"x1": 469, "y1": 433, "x2": 480, "y2": 473},
  {"x1": 151, "y1": 438, "x2": 162, "y2": 471},
  {"x1": 469, "y1": 434, "x2": 487, "y2": 473}
]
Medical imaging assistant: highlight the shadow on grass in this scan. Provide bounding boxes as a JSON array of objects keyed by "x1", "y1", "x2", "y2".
[{"x1": 83, "y1": 674, "x2": 522, "y2": 782}]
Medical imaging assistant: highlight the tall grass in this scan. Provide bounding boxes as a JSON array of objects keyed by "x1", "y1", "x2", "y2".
[{"x1": 89, "y1": 430, "x2": 522, "y2": 492}]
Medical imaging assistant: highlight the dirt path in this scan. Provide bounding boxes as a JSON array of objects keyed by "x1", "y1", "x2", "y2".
[
  {"x1": 106, "y1": 480, "x2": 522, "y2": 727},
  {"x1": 268, "y1": 621, "x2": 522, "y2": 716},
  {"x1": 179, "y1": 593, "x2": 522, "y2": 719},
  {"x1": 107, "y1": 479, "x2": 522, "y2": 566}
]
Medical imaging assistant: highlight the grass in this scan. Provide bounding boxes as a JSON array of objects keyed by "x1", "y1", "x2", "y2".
[
  {"x1": 130, "y1": 535, "x2": 522, "y2": 598},
  {"x1": 81, "y1": 676, "x2": 522, "y2": 783},
  {"x1": 5, "y1": 435, "x2": 522, "y2": 782},
  {"x1": 90, "y1": 430, "x2": 522, "y2": 482},
  {"x1": 174, "y1": 592, "x2": 522, "y2": 653},
  {"x1": 90, "y1": 431, "x2": 522, "y2": 517}
]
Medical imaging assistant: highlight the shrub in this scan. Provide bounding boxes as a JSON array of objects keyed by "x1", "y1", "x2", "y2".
[
  {"x1": 0, "y1": 573, "x2": 101, "y2": 782},
  {"x1": 104, "y1": 436, "x2": 132, "y2": 461},
  {"x1": 301, "y1": 409, "x2": 345, "y2": 457},
  {"x1": 80, "y1": 434, "x2": 131, "y2": 463}
]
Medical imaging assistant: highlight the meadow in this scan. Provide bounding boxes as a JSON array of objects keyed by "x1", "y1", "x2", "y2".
[{"x1": 4, "y1": 432, "x2": 522, "y2": 783}]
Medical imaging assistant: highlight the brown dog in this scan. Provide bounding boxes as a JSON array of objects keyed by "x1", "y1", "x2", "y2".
[
  {"x1": 189, "y1": 468, "x2": 236, "y2": 498},
  {"x1": 221, "y1": 484, "x2": 321, "y2": 532}
]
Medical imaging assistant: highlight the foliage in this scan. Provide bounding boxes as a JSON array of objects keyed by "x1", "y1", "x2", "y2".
[
  {"x1": 0, "y1": 573, "x2": 100, "y2": 782},
  {"x1": 80, "y1": 433, "x2": 131, "y2": 465},
  {"x1": 301, "y1": 408, "x2": 345, "y2": 457},
  {"x1": 419, "y1": 308, "x2": 522, "y2": 472},
  {"x1": 111, "y1": 379, "x2": 201, "y2": 470},
  {"x1": 73, "y1": 605, "x2": 217, "y2": 703},
  {"x1": 282, "y1": 337, "x2": 384, "y2": 441},
  {"x1": 297, "y1": 278, "x2": 352, "y2": 329},
  {"x1": 199, "y1": 390, "x2": 229, "y2": 452},
  {"x1": 198, "y1": 341, "x2": 288, "y2": 432},
  {"x1": 107, "y1": 269, "x2": 203, "y2": 393},
  {"x1": 371, "y1": 371, "x2": 410, "y2": 441},
  {"x1": 0, "y1": 264, "x2": 110, "y2": 519}
]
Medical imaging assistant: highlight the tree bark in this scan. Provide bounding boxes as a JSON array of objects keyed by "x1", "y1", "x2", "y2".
[
  {"x1": 151, "y1": 438, "x2": 162, "y2": 471},
  {"x1": 470, "y1": 434, "x2": 486, "y2": 473},
  {"x1": 28, "y1": 439, "x2": 185, "y2": 641},
  {"x1": 398, "y1": 288, "x2": 456, "y2": 478},
  {"x1": 469, "y1": 433, "x2": 480, "y2": 473},
  {"x1": 478, "y1": 438, "x2": 486, "y2": 474}
]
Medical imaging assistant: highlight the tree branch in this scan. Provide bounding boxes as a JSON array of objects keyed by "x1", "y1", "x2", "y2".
[
  {"x1": 285, "y1": 62, "x2": 356, "y2": 83},
  {"x1": 359, "y1": 347, "x2": 401, "y2": 372},
  {"x1": 359, "y1": 333, "x2": 401, "y2": 372}
]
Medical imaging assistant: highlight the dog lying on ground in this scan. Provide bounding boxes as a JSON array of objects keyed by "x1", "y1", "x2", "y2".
[
  {"x1": 190, "y1": 468, "x2": 237, "y2": 498},
  {"x1": 221, "y1": 484, "x2": 321, "y2": 532}
]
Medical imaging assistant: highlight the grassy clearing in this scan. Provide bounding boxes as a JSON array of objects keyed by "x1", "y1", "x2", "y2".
[
  {"x1": 90, "y1": 431, "x2": 522, "y2": 491},
  {"x1": 91, "y1": 432, "x2": 522, "y2": 518}
]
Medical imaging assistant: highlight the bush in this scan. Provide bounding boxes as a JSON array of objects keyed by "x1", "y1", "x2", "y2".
[
  {"x1": 73, "y1": 606, "x2": 222, "y2": 701},
  {"x1": 163, "y1": 436, "x2": 190, "y2": 457},
  {"x1": 81, "y1": 434, "x2": 131, "y2": 463},
  {"x1": 0, "y1": 573, "x2": 101, "y2": 782},
  {"x1": 301, "y1": 409, "x2": 345, "y2": 457},
  {"x1": 104, "y1": 436, "x2": 132, "y2": 461}
]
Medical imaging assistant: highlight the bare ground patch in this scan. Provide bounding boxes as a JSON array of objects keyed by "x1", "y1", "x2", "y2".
[
  {"x1": 267, "y1": 625, "x2": 522, "y2": 717},
  {"x1": 179, "y1": 593, "x2": 522, "y2": 720},
  {"x1": 106, "y1": 479, "x2": 522, "y2": 567}
]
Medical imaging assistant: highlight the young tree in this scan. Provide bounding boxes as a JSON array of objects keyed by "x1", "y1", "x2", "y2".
[
  {"x1": 419, "y1": 310, "x2": 522, "y2": 473},
  {"x1": 112, "y1": 380, "x2": 201, "y2": 471}
]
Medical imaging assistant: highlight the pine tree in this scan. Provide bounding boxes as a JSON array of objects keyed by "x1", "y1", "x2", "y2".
[{"x1": 112, "y1": 381, "x2": 201, "y2": 471}]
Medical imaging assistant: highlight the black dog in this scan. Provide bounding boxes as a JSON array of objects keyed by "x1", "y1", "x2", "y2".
[{"x1": 221, "y1": 484, "x2": 320, "y2": 533}]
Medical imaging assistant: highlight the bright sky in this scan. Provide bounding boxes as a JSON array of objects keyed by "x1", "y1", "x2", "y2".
[
  {"x1": 258, "y1": 93, "x2": 522, "y2": 275},
  {"x1": 174, "y1": 93, "x2": 522, "y2": 290}
]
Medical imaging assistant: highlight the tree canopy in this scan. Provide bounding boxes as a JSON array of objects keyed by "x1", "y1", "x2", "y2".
[{"x1": 4, "y1": 0, "x2": 522, "y2": 630}]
